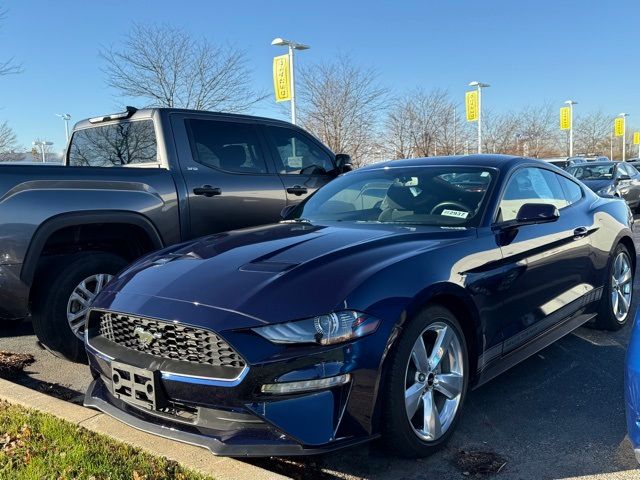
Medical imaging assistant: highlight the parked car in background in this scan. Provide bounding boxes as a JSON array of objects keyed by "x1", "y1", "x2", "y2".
[
  {"x1": 626, "y1": 309, "x2": 640, "y2": 465},
  {"x1": 85, "y1": 155, "x2": 634, "y2": 458},
  {"x1": 0, "y1": 107, "x2": 350, "y2": 361},
  {"x1": 567, "y1": 161, "x2": 640, "y2": 211},
  {"x1": 543, "y1": 157, "x2": 587, "y2": 170}
]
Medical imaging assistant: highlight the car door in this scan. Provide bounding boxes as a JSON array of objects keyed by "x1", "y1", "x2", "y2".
[
  {"x1": 171, "y1": 114, "x2": 287, "y2": 239},
  {"x1": 262, "y1": 124, "x2": 338, "y2": 204},
  {"x1": 493, "y1": 167, "x2": 596, "y2": 355}
]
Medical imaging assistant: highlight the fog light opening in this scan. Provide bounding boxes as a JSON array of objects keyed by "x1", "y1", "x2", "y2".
[{"x1": 261, "y1": 374, "x2": 351, "y2": 394}]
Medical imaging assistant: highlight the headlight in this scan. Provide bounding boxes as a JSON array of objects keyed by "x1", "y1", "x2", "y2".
[
  {"x1": 253, "y1": 310, "x2": 380, "y2": 345},
  {"x1": 598, "y1": 184, "x2": 615, "y2": 196}
]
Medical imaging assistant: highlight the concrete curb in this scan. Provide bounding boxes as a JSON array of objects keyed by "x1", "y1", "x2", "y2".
[{"x1": 0, "y1": 378, "x2": 290, "y2": 480}]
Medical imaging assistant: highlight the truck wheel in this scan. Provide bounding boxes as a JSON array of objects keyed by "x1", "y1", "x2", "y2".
[{"x1": 31, "y1": 252, "x2": 128, "y2": 363}]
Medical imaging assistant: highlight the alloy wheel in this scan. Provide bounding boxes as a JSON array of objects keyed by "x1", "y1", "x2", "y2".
[
  {"x1": 404, "y1": 321, "x2": 464, "y2": 442},
  {"x1": 611, "y1": 251, "x2": 633, "y2": 323},
  {"x1": 66, "y1": 273, "x2": 113, "y2": 339}
]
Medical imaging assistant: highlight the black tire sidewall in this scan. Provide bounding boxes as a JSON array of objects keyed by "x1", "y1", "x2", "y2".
[
  {"x1": 381, "y1": 305, "x2": 469, "y2": 458},
  {"x1": 31, "y1": 252, "x2": 128, "y2": 362}
]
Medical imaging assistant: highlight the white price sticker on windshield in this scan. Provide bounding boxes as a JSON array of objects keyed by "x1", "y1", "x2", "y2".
[{"x1": 441, "y1": 209, "x2": 469, "y2": 219}]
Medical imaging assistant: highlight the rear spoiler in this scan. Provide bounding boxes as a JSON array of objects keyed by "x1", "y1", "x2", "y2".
[{"x1": 88, "y1": 106, "x2": 138, "y2": 124}]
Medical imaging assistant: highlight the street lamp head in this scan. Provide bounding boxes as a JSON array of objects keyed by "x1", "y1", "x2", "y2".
[
  {"x1": 469, "y1": 81, "x2": 490, "y2": 88},
  {"x1": 564, "y1": 100, "x2": 577, "y2": 105},
  {"x1": 271, "y1": 37, "x2": 310, "y2": 50},
  {"x1": 620, "y1": 112, "x2": 629, "y2": 117}
]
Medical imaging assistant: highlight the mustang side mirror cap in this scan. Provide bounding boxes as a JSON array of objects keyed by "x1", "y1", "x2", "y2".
[
  {"x1": 335, "y1": 153, "x2": 353, "y2": 173},
  {"x1": 618, "y1": 174, "x2": 631, "y2": 181},
  {"x1": 280, "y1": 204, "x2": 298, "y2": 220},
  {"x1": 494, "y1": 203, "x2": 560, "y2": 231}
]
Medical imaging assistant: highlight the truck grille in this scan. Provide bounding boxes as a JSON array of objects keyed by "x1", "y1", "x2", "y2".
[{"x1": 98, "y1": 312, "x2": 246, "y2": 369}]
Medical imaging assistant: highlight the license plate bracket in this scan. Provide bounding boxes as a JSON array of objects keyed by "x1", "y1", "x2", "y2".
[{"x1": 111, "y1": 361, "x2": 164, "y2": 411}]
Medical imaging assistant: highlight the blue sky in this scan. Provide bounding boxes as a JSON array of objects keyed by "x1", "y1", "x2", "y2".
[{"x1": 1, "y1": 0, "x2": 639, "y2": 150}]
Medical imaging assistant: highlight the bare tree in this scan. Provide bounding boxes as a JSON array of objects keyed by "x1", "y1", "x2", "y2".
[
  {"x1": 0, "y1": 7, "x2": 22, "y2": 77},
  {"x1": 101, "y1": 24, "x2": 265, "y2": 112},
  {"x1": 383, "y1": 89, "x2": 456, "y2": 159},
  {"x1": 574, "y1": 110, "x2": 612, "y2": 157},
  {"x1": 297, "y1": 56, "x2": 388, "y2": 167},
  {"x1": 0, "y1": 121, "x2": 17, "y2": 152}
]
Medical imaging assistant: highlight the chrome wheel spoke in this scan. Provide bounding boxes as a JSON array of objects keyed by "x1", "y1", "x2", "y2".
[
  {"x1": 411, "y1": 336, "x2": 430, "y2": 372},
  {"x1": 619, "y1": 267, "x2": 632, "y2": 286},
  {"x1": 429, "y1": 325, "x2": 452, "y2": 371},
  {"x1": 67, "y1": 273, "x2": 113, "y2": 340},
  {"x1": 434, "y1": 372, "x2": 463, "y2": 399},
  {"x1": 422, "y1": 390, "x2": 441, "y2": 440},
  {"x1": 618, "y1": 290, "x2": 629, "y2": 315},
  {"x1": 405, "y1": 382, "x2": 423, "y2": 419}
]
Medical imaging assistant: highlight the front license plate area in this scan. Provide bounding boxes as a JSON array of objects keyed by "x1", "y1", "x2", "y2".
[{"x1": 111, "y1": 361, "x2": 164, "y2": 411}]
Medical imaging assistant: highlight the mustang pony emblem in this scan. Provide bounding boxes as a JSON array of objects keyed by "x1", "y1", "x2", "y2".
[{"x1": 133, "y1": 327, "x2": 160, "y2": 348}]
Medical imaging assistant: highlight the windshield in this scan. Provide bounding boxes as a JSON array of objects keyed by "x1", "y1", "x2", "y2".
[
  {"x1": 287, "y1": 166, "x2": 495, "y2": 227},
  {"x1": 567, "y1": 164, "x2": 615, "y2": 180}
]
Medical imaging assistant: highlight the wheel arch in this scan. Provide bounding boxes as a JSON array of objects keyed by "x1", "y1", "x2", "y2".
[{"x1": 22, "y1": 210, "x2": 165, "y2": 286}]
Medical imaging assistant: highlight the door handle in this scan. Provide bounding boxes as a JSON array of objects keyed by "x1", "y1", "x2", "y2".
[
  {"x1": 573, "y1": 226, "x2": 588, "y2": 238},
  {"x1": 287, "y1": 185, "x2": 308, "y2": 196},
  {"x1": 193, "y1": 185, "x2": 222, "y2": 197}
]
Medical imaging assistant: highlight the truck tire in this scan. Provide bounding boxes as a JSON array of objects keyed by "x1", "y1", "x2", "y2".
[{"x1": 31, "y1": 252, "x2": 128, "y2": 363}]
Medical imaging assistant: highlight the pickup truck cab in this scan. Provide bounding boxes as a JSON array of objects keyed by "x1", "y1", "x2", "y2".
[{"x1": 0, "y1": 107, "x2": 351, "y2": 361}]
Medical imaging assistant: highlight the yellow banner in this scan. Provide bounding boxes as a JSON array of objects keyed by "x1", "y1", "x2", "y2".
[
  {"x1": 559, "y1": 106, "x2": 571, "y2": 130},
  {"x1": 615, "y1": 117, "x2": 625, "y2": 137},
  {"x1": 634, "y1": 132, "x2": 640, "y2": 145},
  {"x1": 465, "y1": 91, "x2": 478, "y2": 122},
  {"x1": 273, "y1": 54, "x2": 291, "y2": 102}
]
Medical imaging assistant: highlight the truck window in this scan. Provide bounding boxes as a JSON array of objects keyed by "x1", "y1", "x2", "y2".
[
  {"x1": 68, "y1": 120, "x2": 158, "y2": 167},
  {"x1": 266, "y1": 125, "x2": 335, "y2": 175},
  {"x1": 186, "y1": 120, "x2": 268, "y2": 174}
]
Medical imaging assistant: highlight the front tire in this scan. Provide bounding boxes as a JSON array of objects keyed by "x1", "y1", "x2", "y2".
[
  {"x1": 381, "y1": 305, "x2": 468, "y2": 458},
  {"x1": 31, "y1": 252, "x2": 128, "y2": 362},
  {"x1": 593, "y1": 243, "x2": 634, "y2": 330}
]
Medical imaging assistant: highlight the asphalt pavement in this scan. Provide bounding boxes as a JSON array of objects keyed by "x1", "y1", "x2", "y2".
[{"x1": 2, "y1": 236, "x2": 640, "y2": 479}]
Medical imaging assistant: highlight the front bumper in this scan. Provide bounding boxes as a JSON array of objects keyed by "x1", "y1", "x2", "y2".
[
  {"x1": 0, "y1": 263, "x2": 29, "y2": 320},
  {"x1": 84, "y1": 318, "x2": 391, "y2": 457},
  {"x1": 625, "y1": 311, "x2": 640, "y2": 463}
]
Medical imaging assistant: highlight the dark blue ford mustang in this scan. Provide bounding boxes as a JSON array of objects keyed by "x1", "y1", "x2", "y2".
[{"x1": 84, "y1": 155, "x2": 635, "y2": 457}]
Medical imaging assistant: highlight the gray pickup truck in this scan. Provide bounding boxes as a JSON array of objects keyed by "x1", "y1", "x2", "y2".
[{"x1": 0, "y1": 107, "x2": 351, "y2": 361}]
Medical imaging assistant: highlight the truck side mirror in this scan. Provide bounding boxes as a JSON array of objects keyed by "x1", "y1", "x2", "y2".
[{"x1": 335, "y1": 154, "x2": 353, "y2": 173}]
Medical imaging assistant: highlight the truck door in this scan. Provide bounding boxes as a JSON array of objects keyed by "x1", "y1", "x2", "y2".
[{"x1": 171, "y1": 114, "x2": 287, "y2": 239}]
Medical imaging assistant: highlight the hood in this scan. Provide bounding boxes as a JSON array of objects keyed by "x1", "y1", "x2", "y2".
[
  {"x1": 97, "y1": 222, "x2": 472, "y2": 330},
  {"x1": 580, "y1": 179, "x2": 613, "y2": 193}
]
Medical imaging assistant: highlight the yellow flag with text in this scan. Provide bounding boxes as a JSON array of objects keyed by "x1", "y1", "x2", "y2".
[
  {"x1": 465, "y1": 91, "x2": 478, "y2": 122},
  {"x1": 560, "y1": 107, "x2": 571, "y2": 130},
  {"x1": 634, "y1": 132, "x2": 640, "y2": 145},
  {"x1": 273, "y1": 54, "x2": 291, "y2": 102},
  {"x1": 615, "y1": 117, "x2": 625, "y2": 137}
]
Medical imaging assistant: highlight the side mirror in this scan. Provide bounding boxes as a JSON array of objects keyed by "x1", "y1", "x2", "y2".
[
  {"x1": 494, "y1": 203, "x2": 559, "y2": 231},
  {"x1": 335, "y1": 153, "x2": 353, "y2": 173},
  {"x1": 515, "y1": 203, "x2": 560, "y2": 226},
  {"x1": 618, "y1": 174, "x2": 631, "y2": 182},
  {"x1": 280, "y1": 204, "x2": 298, "y2": 220}
]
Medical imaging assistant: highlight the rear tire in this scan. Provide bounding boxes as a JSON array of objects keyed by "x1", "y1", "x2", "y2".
[
  {"x1": 593, "y1": 243, "x2": 634, "y2": 331},
  {"x1": 31, "y1": 252, "x2": 128, "y2": 362},
  {"x1": 381, "y1": 305, "x2": 468, "y2": 458}
]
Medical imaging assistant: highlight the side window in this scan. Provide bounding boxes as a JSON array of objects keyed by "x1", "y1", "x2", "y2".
[
  {"x1": 266, "y1": 126, "x2": 335, "y2": 175},
  {"x1": 628, "y1": 164, "x2": 640, "y2": 176},
  {"x1": 187, "y1": 120, "x2": 268, "y2": 174},
  {"x1": 498, "y1": 167, "x2": 568, "y2": 222},
  {"x1": 68, "y1": 121, "x2": 157, "y2": 167},
  {"x1": 618, "y1": 163, "x2": 631, "y2": 177},
  {"x1": 557, "y1": 175, "x2": 583, "y2": 205}
]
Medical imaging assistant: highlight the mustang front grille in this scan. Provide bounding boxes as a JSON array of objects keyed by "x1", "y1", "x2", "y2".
[{"x1": 97, "y1": 312, "x2": 246, "y2": 369}]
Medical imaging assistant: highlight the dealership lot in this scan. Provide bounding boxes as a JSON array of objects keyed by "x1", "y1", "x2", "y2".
[{"x1": 2, "y1": 230, "x2": 640, "y2": 480}]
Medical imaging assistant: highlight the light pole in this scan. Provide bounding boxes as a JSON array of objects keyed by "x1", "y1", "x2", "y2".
[
  {"x1": 271, "y1": 38, "x2": 309, "y2": 125},
  {"x1": 33, "y1": 140, "x2": 53, "y2": 163},
  {"x1": 468, "y1": 81, "x2": 490, "y2": 154},
  {"x1": 56, "y1": 114, "x2": 71, "y2": 143},
  {"x1": 619, "y1": 113, "x2": 629, "y2": 161},
  {"x1": 564, "y1": 100, "x2": 577, "y2": 157}
]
